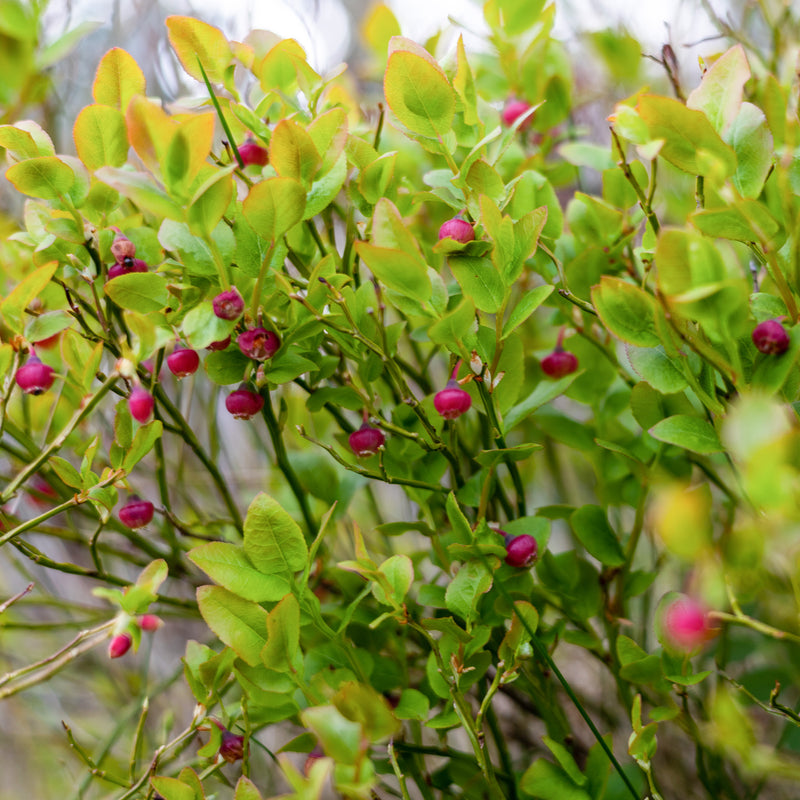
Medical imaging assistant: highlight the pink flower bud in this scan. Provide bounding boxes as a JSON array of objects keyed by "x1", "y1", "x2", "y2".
[
  {"x1": 137, "y1": 614, "x2": 163, "y2": 632},
  {"x1": 108, "y1": 632, "x2": 132, "y2": 659},
  {"x1": 661, "y1": 595, "x2": 715, "y2": 652}
]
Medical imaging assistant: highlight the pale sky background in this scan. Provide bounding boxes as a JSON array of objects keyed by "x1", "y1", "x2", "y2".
[{"x1": 45, "y1": 0, "x2": 724, "y2": 74}]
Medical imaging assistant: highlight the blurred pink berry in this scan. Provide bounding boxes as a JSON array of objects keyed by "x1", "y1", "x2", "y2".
[
  {"x1": 237, "y1": 327, "x2": 280, "y2": 360},
  {"x1": 226, "y1": 386, "x2": 264, "y2": 419},
  {"x1": 434, "y1": 380, "x2": 472, "y2": 420},
  {"x1": 128, "y1": 386, "x2": 154, "y2": 423},
  {"x1": 752, "y1": 319, "x2": 789, "y2": 355},
  {"x1": 167, "y1": 347, "x2": 200, "y2": 378},
  {"x1": 349, "y1": 423, "x2": 385, "y2": 457},
  {"x1": 502, "y1": 98, "x2": 533, "y2": 128},
  {"x1": 662, "y1": 595, "x2": 714, "y2": 651},
  {"x1": 541, "y1": 348, "x2": 578, "y2": 378},
  {"x1": 15, "y1": 356, "x2": 55, "y2": 395},
  {"x1": 118, "y1": 497, "x2": 155, "y2": 529},
  {"x1": 211, "y1": 720, "x2": 246, "y2": 763},
  {"x1": 237, "y1": 139, "x2": 268, "y2": 167},
  {"x1": 212, "y1": 288, "x2": 244, "y2": 321},
  {"x1": 137, "y1": 614, "x2": 163, "y2": 632},
  {"x1": 504, "y1": 534, "x2": 538, "y2": 567},
  {"x1": 108, "y1": 632, "x2": 132, "y2": 659}
]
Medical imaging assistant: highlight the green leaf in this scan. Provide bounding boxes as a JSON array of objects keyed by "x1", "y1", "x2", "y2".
[
  {"x1": 543, "y1": 737, "x2": 588, "y2": 787},
  {"x1": 624, "y1": 345, "x2": 688, "y2": 393},
  {"x1": 355, "y1": 242, "x2": 431, "y2": 304},
  {"x1": 363, "y1": 3, "x2": 401, "y2": 57},
  {"x1": 1, "y1": 261, "x2": 58, "y2": 334},
  {"x1": 242, "y1": 177, "x2": 306, "y2": 242},
  {"x1": 649, "y1": 415, "x2": 724, "y2": 454},
  {"x1": 270, "y1": 119, "x2": 321, "y2": 187},
  {"x1": 0, "y1": 124, "x2": 52, "y2": 159},
  {"x1": 234, "y1": 777, "x2": 264, "y2": 800},
  {"x1": 445, "y1": 560, "x2": 492, "y2": 624},
  {"x1": 50, "y1": 456, "x2": 82, "y2": 489},
  {"x1": 484, "y1": 0, "x2": 546, "y2": 35},
  {"x1": 181, "y1": 301, "x2": 236, "y2": 349},
  {"x1": 123, "y1": 420, "x2": 163, "y2": 471},
  {"x1": 92, "y1": 47, "x2": 146, "y2": 110},
  {"x1": 243, "y1": 493, "x2": 308, "y2": 576},
  {"x1": 166, "y1": 15, "x2": 231, "y2": 84},
  {"x1": 6, "y1": 156, "x2": 75, "y2": 200},
  {"x1": 204, "y1": 348, "x2": 249, "y2": 385},
  {"x1": 394, "y1": 689, "x2": 430, "y2": 721},
  {"x1": 104, "y1": 273, "x2": 170, "y2": 313},
  {"x1": 24, "y1": 310, "x2": 73, "y2": 343},
  {"x1": 189, "y1": 543, "x2": 291, "y2": 602},
  {"x1": 372, "y1": 554, "x2": 414, "y2": 606},
  {"x1": 520, "y1": 759, "x2": 591, "y2": 800},
  {"x1": 454, "y1": 35, "x2": 478, "y2": 125},
  {"x1": 502, "y1": 285, "x2": 553, "y2": 339},
  {"x1": 691, "y1": 201, "x2": 780, "y2": 244},
  {"x1": 73, "y1": 104, "x2": 128, "y2": 170},
  {"x1": 448, "y1": 255, "x2": 505, "y2": 313},
  {"x1": 637, "y1": 94, "x2": 737, "y2": 177},
  {"x1": 686, "y1": 44, "x2": 749, "y2": 135},
  {"x1": 570, "y1": 505, "x2": 625, "y2": 567},
  {"x1": 304, "y1": 152, "x2": 347, "y2": 219},
  {"x1": 196, "y1": 586, "x2": 268, "y2": 666},
  {"x1": 260, "y1": 593, "x2": 301, "y2": 672},
  {"x1": 95, "y1": 167, "x2": 184, "y2": 220},
  {"x1": 503, "y1": 373, "x2": 580, "y2": 434},
  {"x1": 384, "y1": 48, "x2": 455, "y2": 139},
  {"x1": 333, "y1": 681, "x2": 400, "y2": 742},
  {"x1": 301, "y1": 705, "x2": 362, "y2": 765},
  {"x1": 725, "y1": 102, "x2": 774, "y2": 199},
  {"x1": 592, "y1": 277, "x2": 659, "y2": 346},
  {"x1": 187, "y1": 169, "x2": 234, "y2": 236},
  {"x1": 429, "y1": 297, "x2": 476, "y2": 347},
  {"x1": 158, "y1": 219, "x2": 218, "y2": 276},
  {"x1": 149, "y1": 776, "x2": 196, "y2": 800}
]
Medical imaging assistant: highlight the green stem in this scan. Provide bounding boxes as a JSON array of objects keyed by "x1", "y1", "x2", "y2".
[
  {"x1": 154, "y1": 386, "x2": 244, "y2": 532},
  {"x1": 299, "y1": 427, "x2": 448, "y2": 494},
  {"x1": 611, "y1": 129, "x2": 661, "y2": 236},
  {"x1": 250, "y1": 241, "x2": 275, "y2": 319},
  {"x1": 260, "y1": 389, "x2": 316, "y2": 540},
  {"x1": 475, "y1": 548, "x2": 641, "y2": 800},
  {"x1": 1, "y1": 373, "x2": 119, "y2": 504},
  {"x1": 197, "y1": 58, "x2": 244, "y2": 169},
  {"x1": 476, "y1": 380, "x2": 527, "y2": 516}
]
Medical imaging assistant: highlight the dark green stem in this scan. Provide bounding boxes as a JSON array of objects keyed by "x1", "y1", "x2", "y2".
[{"x1": 261, "y1": 389, "x2": 316, "y2": 540}]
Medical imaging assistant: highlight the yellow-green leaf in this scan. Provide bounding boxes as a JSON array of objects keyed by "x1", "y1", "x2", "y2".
[
  {"x1": 166, "y1": 15, "x2": 231, "y2": 84},
  {"x1": 92, "y1": 47, "x2": 146, "y2": 111},
  {"x1": 242, "y1": 177, "x2": 306, "y2": 242},
  {"x1": 125, "y1": 95, "x2": 175, "y2": 174},
  {"x1": 637, "y1": 94, "x2": 736, "y2": 177},
  {"x1": 269, "y1": 119, "x2": 321, "y2": 187},
  {"x1": 73, "y1": 104, "x2": 128, "y2": 170},
  {"x1": 362, "y1": 4, "x2": 401, "y2": 57},
  {"x1": 384, "y1": 49, "x2": 455, "y2": 139},
  {"x1": 6, "y1": 156, "x2": 75, "y2": 199}
]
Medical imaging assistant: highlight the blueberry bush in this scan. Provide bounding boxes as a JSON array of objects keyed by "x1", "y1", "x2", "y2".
[{"x1": 3, "y1": 1, "x2": 800, "y2": 798}]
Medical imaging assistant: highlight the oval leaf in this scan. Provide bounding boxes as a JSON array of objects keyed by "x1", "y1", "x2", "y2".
[
  {"x1": 649, "y1": 415, "x2": 724, "y2": 454},
  {"x1": 384, "y1": 49, "x2": 455, "y2": 139},
  {"x1": 243, "y1": 493, "x2": 308, "y2": 576},
  {"x1": 189, "y1": 542, "x2": 291, "y2": 602}
]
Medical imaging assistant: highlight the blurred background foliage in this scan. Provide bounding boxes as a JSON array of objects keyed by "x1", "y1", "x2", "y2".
[{"x1": 0, "y1": 0, "x2": 790, "y2": 797}]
